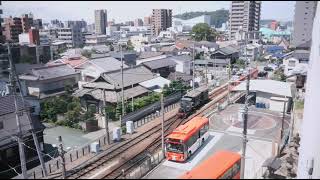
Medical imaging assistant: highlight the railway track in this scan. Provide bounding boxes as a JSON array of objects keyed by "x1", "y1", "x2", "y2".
[
  {"x1": 66, "y1": 114, "x2": 182, "y2": 179},
  {"x1": 106, "y1": 87, "x2": 243, "y2": 179},
  {"x1": 102, "y1": 116, "x2": 184, "y2": 179},
  {"x1": 67, "y1": 77, "x2": 251, "y2": 179}
]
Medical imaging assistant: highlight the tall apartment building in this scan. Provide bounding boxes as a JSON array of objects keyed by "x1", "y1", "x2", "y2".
[
  {"x1": 57, "y1": 27, "x2": 84, "y2": 48},
  {"x1": 33, "y1": 19, "x2": 43, "y2": 29},
  {"x1": 144, "y1": 16, "x2": 151, "y2": 26},
  {"x1": 151, "y1": 9, "x2": 172, "y2": 36},
  {"x1": 292, "y1": 1, "x2": 318, "y2": 48},
  {"x1": 134, "y1": 18, "x2": 143, "y2": 27},
  {"x1": 229, "y1": 1, "x2": 261, "y2": 40},
  {"x1": 0, "y1": 1, "x2": 4, "y2": 43},
  {"x1": 94, "y1": 9, "x2": 107, "y2": 35},
  {"x1": 21, "y1": 13, "x2": 34, "y2": 33},
  {"x1": 3, "y1": 17, "x2": 23, "y2": 42},
  {"x1": 65, "y1": 20, "x2": 87, "y2": 32}
]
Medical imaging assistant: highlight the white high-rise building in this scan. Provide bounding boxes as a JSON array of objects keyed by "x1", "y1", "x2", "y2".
[
  {"x1": 95, "y1": 9, "x2": 108, "y2": 35},
  {"x1": 229, "y1": 1, "x2": 261, "y2": 40},
  {"x1": 292, "y1": 1, "x2": 318, "y2": 48}
]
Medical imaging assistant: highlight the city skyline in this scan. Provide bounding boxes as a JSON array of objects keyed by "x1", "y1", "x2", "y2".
[{"x1": 2, "y1": 1, "x2": 295, "y2": 24}]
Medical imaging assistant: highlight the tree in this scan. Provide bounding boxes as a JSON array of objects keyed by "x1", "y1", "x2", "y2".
[
  {"x1": 126, "y1": 40, "x2": 134, "y2": 51},
  {"x1": 192, "y1": 23, "x2": 218, "y2": 41},
  {"x1": 20, "y1": 55, "x2": 34, "y2": 64},
  {"x1": 81, "y1": 49, "x2": 92, "y2": 58}
]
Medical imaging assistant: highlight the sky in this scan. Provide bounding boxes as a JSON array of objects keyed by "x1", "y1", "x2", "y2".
[{"x1": 2, "y1": 1, "x2": 295, "y2": 24}]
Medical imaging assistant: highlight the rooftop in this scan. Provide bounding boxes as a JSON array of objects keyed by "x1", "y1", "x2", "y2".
[
  {"x1": 19, "y1": 64, "x2": 80, "y2": 81},
  {"x1": 100, "y1": 65, "x2": 155, "y2": 88},
  {"x1": 142, "y1": 58, "x2": 177, "y2": 70},
  {"x1": 0, "y1": 95, "x2": 30, "y2": 116},
  {"x1": 232, "y1": 80, "x2": 293, "y2": 97},
  {"x1": 74, "y1": 85, "x2": 149, "y2": 103},
  {"x1": 15, "y1": 63, "x2": 45, "y2": 75},
  {"x1": 76, "y1": 56, "x2": 128, "y2": 72},
  {"x1": 139, "y1": 76, "x2": 171, "y2": 93},
  {"x1": 138, "y1": 51, "x2": 164, "y2": 59}
]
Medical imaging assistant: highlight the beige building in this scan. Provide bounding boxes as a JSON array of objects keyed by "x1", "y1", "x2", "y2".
[
  {"x1": 144, "y1": 16, "x2": 151, "y2": 26},
  {"x1": 229, "y1": 1, "x2": 261, "y2": 40},
  {"x1": 151, "y1": 9, "x2": 172, "y2": 36},
  {"x1": 94, "y1": 9, "x2": 108, "y2": 35}
]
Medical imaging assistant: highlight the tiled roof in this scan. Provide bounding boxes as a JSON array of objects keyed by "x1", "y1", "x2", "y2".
[
  {"x1": 138, "y1": 51, "x2": 164, "y2": 59},
  {"x1": 74, "y1": 85, "x2": 149, "y2": 103},
  {"x1": 142, "y1": 58, "x2": 177, "y2": 70},
  {"x1": 77, "y1": 56, "x2": 128, "y2": 72},
  {"x1": 213, "y1": 46, "x2": 239, "y2": 55},
  {"x1": 0, "y1": 95, "x2": 31, "y2": 116},
  {"x1": 101, "y1": 65, "x2": 155, "y2": 88},
  {"x1": 15, "y1": 63, "x2": 45, "y2": 75},
  {"x1": 19, "y1": 64, "x2": 80, "y2": 81}
]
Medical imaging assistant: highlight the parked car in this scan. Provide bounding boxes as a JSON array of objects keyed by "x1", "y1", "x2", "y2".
[
  {"x1": 264, "y1": 66, "x2": 273, "y2": 71},
  {"x1": 258, "y1": 71, "x2": 268, "y2": 78}
]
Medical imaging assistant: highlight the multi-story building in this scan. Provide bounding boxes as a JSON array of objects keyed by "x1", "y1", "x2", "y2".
[
  {"x1": 151, "y1": 9, "x2": 172, "y2": 36},
  {"x1": 270, "y1": 20, "x2": 278, "y2": 31},
  {"x1": 33, "y1": 19, "x2": 42, "y2": 29},
  {"x1": 134, "y1": 18, "x2": 143, "y2": 27},
  {"x1": 21, "y1": 13, "x2": 34, "y2": 33},
  {"x1": 0, "y1": 1, "x2": 4, "y2": 43},
  {"x1": 292, "y1": 1, "x2": 318, "y2": 48},
  {"x1": 229, "y1": 1, "x2": 261, "y2": 40},
  {"x1": 144, "y1": 16, "x2": 152, "y2": 26},
  {"x1": 85, "y1": 34, "x2": 108, "y2": 45},
  {"x1": 57, "y1": 27, "x2": 83, "y2": 47},
  {"x1": 65, "y1": 20, "x2": 87, "y2": 32},
  {"x1": 50, "y1": 19, "x2": 64, "y2": 28},
  {"x1": 94, "y1": 9, "x2": 108, "y2": 35},
  {"x1": 125, "y1": 21, "x2": 134, "y2": 26},
  {"x1": 3, "y1": 17, "x2": 23, "y2": 42}
]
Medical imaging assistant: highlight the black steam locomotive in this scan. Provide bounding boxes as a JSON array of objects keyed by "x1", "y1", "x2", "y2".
[{"x1": 177, "y1": 85, "x2": 209, "y2": 118}]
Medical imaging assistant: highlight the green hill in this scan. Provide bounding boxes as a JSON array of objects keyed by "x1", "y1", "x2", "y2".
[{"x1": 173, "y1": 9, "x2": 229, "y2": 28}]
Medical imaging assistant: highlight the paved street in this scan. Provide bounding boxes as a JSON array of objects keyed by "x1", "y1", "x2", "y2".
[{"x1": 144, "y1": 103, "x2": 289, "y2": 179}]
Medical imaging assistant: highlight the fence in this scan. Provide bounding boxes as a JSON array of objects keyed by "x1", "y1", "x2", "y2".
[
  {"x1": 132, "y1": 103, "x2": 179, "y2": 129},
  {"x1": 121, "y1": 92, "x2": 182, "y2": 126},
  {"x1": 24, "y1": 103, "x2": 179, "y2": 179},
  {"x1": 124, "y1": 151, "x2": 165, "y2": 179}
]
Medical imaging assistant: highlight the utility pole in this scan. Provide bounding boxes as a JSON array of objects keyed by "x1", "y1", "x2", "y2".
[
  {"x1": 279, "y1": 97, "x2": 287, "y2": 154},
  {"x1": 227, "y1": 58, "x2": 231, "y2": 105},
  {"x1": 58, "y1": 136, "x2": 66, "y2": 179},
  {"x1": 7, "y1": 43, "x2": 28, "y2": 179},
  {"x1": 240, "y1": 32, "x2": 249, "y2": 179},
  {"x1": 192, "y1": 37, "x2": 195, "y2": 90},
  {"x1": 12, "y1": 42, "x2": 48, "y2": 177},
  {"x1": 120, "y1": 44, "x2": 125, "y2": 117},
  {"x1": 35, "y1": 41, "x2": 40, "y2": 64},
  {"x1": 131, "y1": 84, "x2": 134, "y2": 112},
  {"x1": 50, "y1": 40, "x2": 54, "y2": 61},
  {"x1": 161, "y1": 94, "x2": 165, "y2": 155},
  {"x1": 103, "y1": 89, "x2": 110, "y2": 145}
]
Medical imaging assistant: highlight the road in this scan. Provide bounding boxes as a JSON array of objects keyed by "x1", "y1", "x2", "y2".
[{"x1": 143, "y1": 103, "x2": 290, "y2": 179}]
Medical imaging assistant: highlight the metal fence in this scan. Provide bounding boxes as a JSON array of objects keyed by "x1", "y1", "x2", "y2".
[{"x1": 124, "y1": 151, "x2": 165, "y2": 179}]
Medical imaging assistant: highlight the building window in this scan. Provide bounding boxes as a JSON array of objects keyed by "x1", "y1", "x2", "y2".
[{"x1": 0, "y1": 121, "x2": 3, "y2": 130}]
